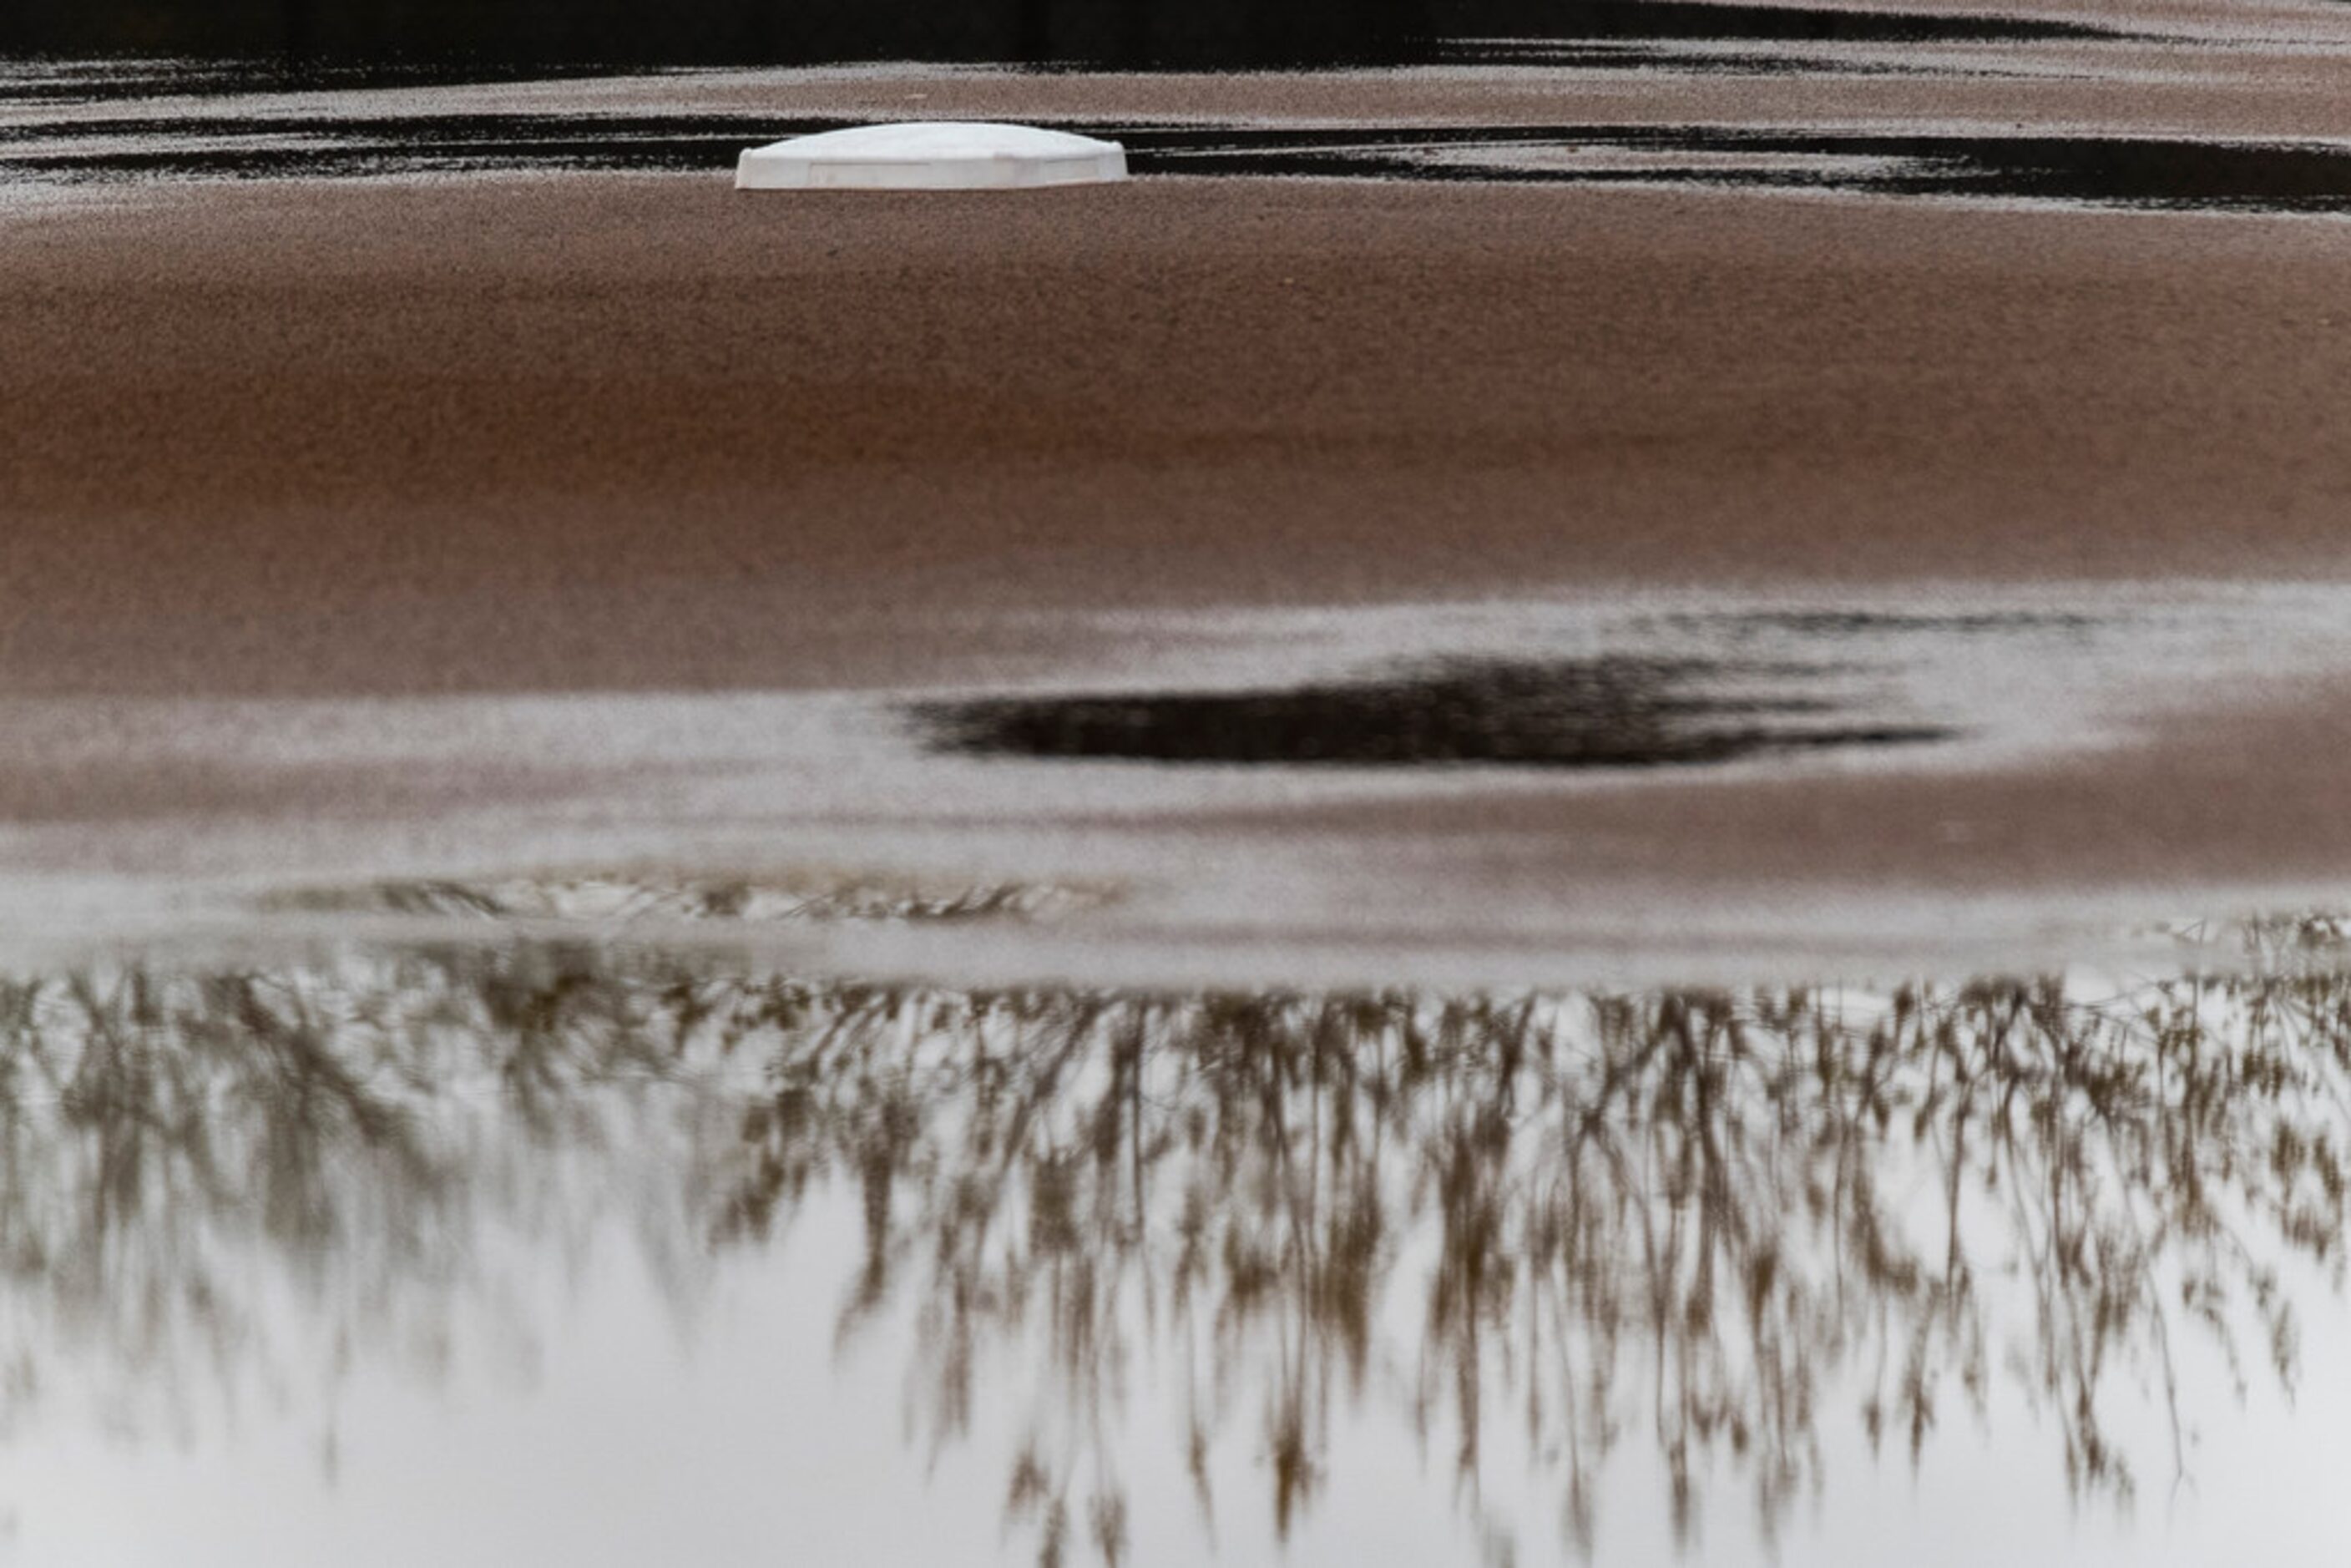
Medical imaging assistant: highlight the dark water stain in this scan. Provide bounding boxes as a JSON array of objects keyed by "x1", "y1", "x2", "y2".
[
  {"x1": 12, "y1": 109, "x2": 2351, "y2": 217},
  {"x1": 913, "y1": 656, "x2": 1953, "y2": 768}
]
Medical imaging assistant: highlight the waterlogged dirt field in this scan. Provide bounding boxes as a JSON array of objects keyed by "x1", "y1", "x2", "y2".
[{"x1": 5, "y1": 3, "x2": 2351, "y2": 1562}]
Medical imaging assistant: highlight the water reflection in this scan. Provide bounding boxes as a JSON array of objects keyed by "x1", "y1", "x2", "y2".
[{"x1": 1, "y1": 928, "x2": 2344, "y2": 1559}]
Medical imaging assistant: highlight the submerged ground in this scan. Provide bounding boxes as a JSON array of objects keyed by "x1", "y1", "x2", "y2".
[{"x1": 3, "y1": 1, "x2": 2351, "y2": 1562}]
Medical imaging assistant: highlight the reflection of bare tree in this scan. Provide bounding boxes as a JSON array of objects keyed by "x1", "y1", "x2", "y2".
[
  {"x1": 0, "y1": 927, "x2": 2342, "y2": 1563},
  {"x1": 712, "y1": 933, "x2": 2350, "y2": 1563}
]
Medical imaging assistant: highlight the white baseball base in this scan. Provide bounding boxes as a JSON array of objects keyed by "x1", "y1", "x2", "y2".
[{"x1": 736, "y1": 122, "x2": 1130, "y2": 190}]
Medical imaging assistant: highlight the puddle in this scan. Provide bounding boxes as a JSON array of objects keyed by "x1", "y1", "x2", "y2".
[
  {"x1": 0, "y1": 926, "x2": 2343, "y2": 1563},
  {"x1": 913, "y1": 655, "x2": 1954, "y2": 769}
]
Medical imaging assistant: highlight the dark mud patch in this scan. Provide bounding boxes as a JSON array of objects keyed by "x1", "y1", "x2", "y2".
[{"x1": 913, "y1": 656, "x2": 1953, "y2": 769}]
